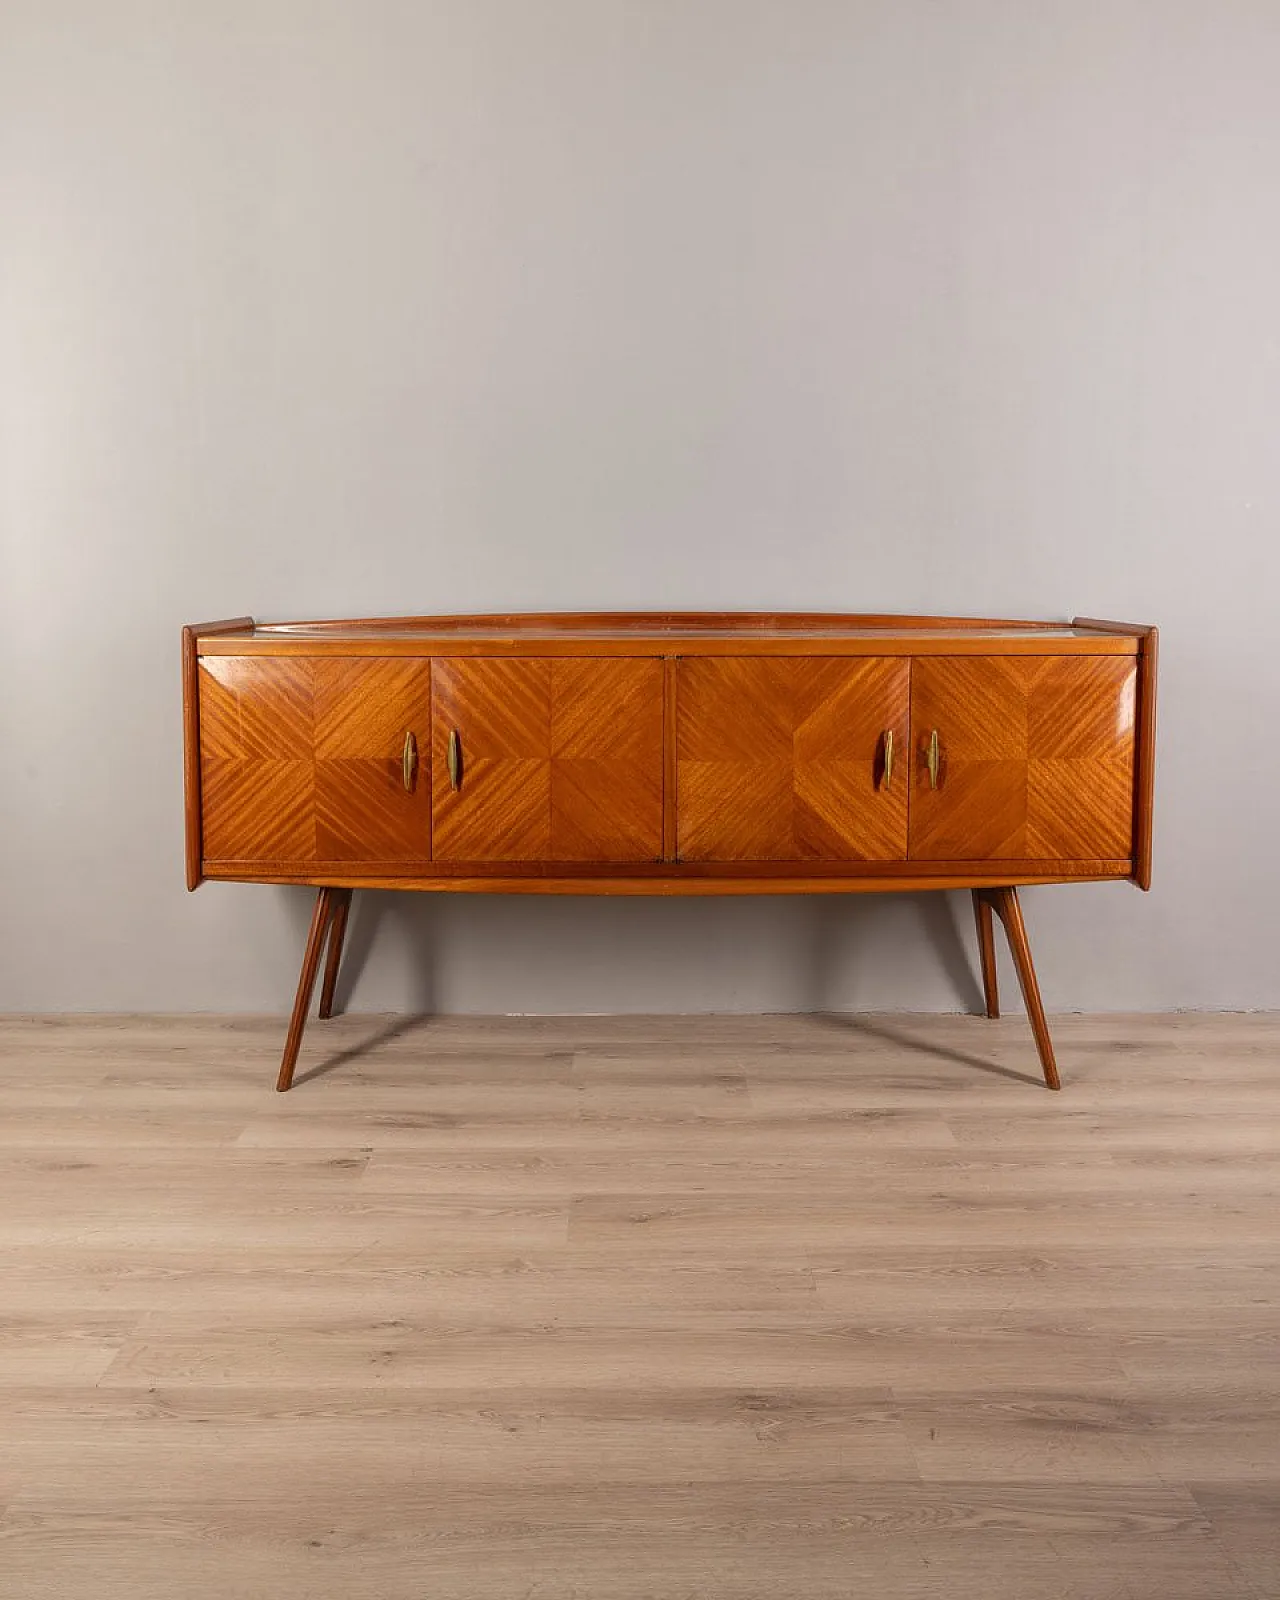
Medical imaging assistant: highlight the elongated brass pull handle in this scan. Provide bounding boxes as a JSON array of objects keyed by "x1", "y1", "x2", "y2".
[
  {"x1": 401, "y1": 731, "x2": 417, "y2": 792},
  {"x1": 881, "y1": 729, "x2": 894, "y2": 791},
  {"x1": 447, "y1": 728, "x2": 461, "y2": 792},
  {"x1": 926, "y1": 728, "x2": 940, "y2": 790}
]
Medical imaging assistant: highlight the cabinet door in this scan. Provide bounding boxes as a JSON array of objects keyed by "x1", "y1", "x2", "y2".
[
  {"x1": 431, "y1": 658, "x2": 664, "y2": 863},
  {"x1": 909, "y1": 655, "x2": 1137, "y2": 861},
  {"x1": 676, "y1": 657, "x2": 909, "y2": 861},
  {"x1": 199, "y1": 657, "x2": 431, "y2": 866}
]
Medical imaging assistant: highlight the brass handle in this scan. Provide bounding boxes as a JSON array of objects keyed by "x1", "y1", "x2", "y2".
[
  {"x1": 881, "y1": 729, "x2": 894, "y2": 791},
  {"x1": 447, "y1": 728, "x2": 461, "y2": 792},
  {"x1": 926, "y1": 728, "x2": 940, "y2": 790},
  {"x1": 401, "y1": 731, "x2": 417, "y2": 792}
]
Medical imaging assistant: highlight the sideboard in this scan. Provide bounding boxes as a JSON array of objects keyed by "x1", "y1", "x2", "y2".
[{"x1": 182, "y1": 612, "x2": 1157, "y2": 1091}]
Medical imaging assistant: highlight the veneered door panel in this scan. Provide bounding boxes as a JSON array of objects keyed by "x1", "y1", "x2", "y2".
[
  {"x1": 200, "y1": 656, "x2": 314, "y2": 759},
  {"x1": 198, "y1": 657, "x2": 431, "y2": 867},
  {"x1": 676, "y1": 657, "x2": 909, "y2": 861},
  {"x1": 201, "y1": 753, "x2": 316, "y2": 863},
  {"x1": 431, "y1": 658, "x2": 664, "y2": 863},
  {"x1": 199, "y1": 658, "x2": 315, "y2": 863},
  {"x1": 1026, "y1": 756, "x2": 1135, "y2": 859},
  {"x1": 312, "y1": 659, "x2": 433, "y2": 861},
  {"x1": 909, "y1": 655, "x2": 1136, "y2": 862}
]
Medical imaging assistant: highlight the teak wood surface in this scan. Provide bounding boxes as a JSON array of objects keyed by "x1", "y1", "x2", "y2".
[
  {"x1": 908, "y1": 655, "x2": 1138, "y2": 862},
  {"x1": 1, "y1": 1010, "x2": 1275, "y2": 1599},
  {"x1": 196, "y1": 655, "x2": 432, "y2": 870},
  {"x1": 430, "y1": 657, "x2": 665, "y2": 863},
  {"x1": 185, "y1": 612, "x2": 1156, "y2": 891},
  {"x1": 182, "y1": 612, "x2": 1158, "y2": 1090},
  {"x1": 676, "y1": 656, "x2": 910, "y2": 862}
]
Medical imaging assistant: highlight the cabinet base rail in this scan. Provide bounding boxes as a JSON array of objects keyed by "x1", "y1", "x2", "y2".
[{"x1": 274, "y1": 885, "x2": 1060, "y2": 1093}]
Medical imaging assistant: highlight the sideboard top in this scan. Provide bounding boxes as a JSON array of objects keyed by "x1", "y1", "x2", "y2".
[{"x1": 190, "y1": 612, "x2": 1150, "y2": 657}]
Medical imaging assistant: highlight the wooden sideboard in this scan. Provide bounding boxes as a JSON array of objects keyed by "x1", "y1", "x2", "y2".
[{"x1": 182, "y1": 613, "x2": 1157, "y2": 1091}]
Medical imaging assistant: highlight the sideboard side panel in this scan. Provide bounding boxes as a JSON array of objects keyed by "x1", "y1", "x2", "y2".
[
  {"x1": 182, "y1": 627, "x2": 202, "y2": 889},
  {"x1": 1134, "y1": 628, "x2": 1158, "y2": 888},
  {"x1": 183, "y1": 618, "x2": 254, "y2": 889}
]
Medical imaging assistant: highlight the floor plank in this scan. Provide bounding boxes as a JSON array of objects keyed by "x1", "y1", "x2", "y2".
[{"x1": 0, "y1": 1010, "x2": 1276, "y2": 1599}]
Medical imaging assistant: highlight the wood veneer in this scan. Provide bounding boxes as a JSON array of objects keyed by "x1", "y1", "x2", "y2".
[
  {"x1": 181, "y1": 616, "x2": 253, "y2": 891},
  {"x1": 676, "y1": 657, "x2": 909, "y2": 862},
  {"x1": 430, "y1": 657, "x2": 664, "y2": 863},
  {"x1": 198, "y1": 656, "x2": 432, "y2": 868},
  {"x1": 1074, "y1": 617, "x2": 1159, "y2": 889},
  {"x1": 183, "y1": 612, "x2": 1158, "y2": 1089},
  {"x1": 908, "y1": 655, "x2": 1138, "y2": 862}
]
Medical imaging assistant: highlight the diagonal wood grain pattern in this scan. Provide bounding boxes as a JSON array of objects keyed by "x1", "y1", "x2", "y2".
[
  {"x1": 201, "y1": 756, "x2": 315, "y2": 862},
  {"x1": 910, "y1": 656, "x2": 1137, "y2": 861},
  {"x1": 200, "y1": 655, "x2": 315, "y2": 761},
  {"x1": 199, "y1": 658, "x2": 431, "y2": 866},
  {"x1": 677, "y1": 658, "x2": 909, "y2": 861},
  {"x1": 0, "y1": 1011, "x2": 1272, "y2": 1599},
  {"x1": 431, "y1": 658, "x2": 664, "y2": 863},
  {"x1": 198, "y1": 649, "x2": 1142, "y2": 874}
]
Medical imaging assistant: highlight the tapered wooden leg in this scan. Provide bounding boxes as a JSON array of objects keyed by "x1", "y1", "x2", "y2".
[
  {"x1": 318, "y1": 889, "x2": 353, "y2": 1020},
  {"x1": 971, "y1": 889, "x2": 1000, "y2": 1018},
  {"x1": 276, "y1": 888, "x2": 337, "y2": 1093},
  {"x1": 987, "y1": 887, "x2": 1061, "y2": 1091}
]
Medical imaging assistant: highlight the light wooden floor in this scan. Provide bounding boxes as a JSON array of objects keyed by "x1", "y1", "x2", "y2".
[{"x1": 1, "y1": 1011, "x2": 1278, "y2": 1599}]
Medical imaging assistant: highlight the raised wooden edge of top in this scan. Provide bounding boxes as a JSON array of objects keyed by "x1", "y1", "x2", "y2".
[
  {"x1": 256, "y1": 609, "x2": 1127, "y2": 633},
  {"x1": 199, "y1": 635, "x2": 1140, "y2": 658},
  {"x1": 193, "y1": 609, "x2": 1141, "y2": 636},
  {"x1": 190, "y1": 609, "x2": 1143, "y2": 659},
  {"x1": 182, "y1": 617, "x2": 253, "y2": 890},
  {"x1": 1074, "y1": 618, "x2": 1158, "y2": 892}
]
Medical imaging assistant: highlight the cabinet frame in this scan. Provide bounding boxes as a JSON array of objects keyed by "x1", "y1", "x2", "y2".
[
  {"x1": 186, "y1": 613, "x2": 1156, "y2": 892},
  {"x1": 182, "y1": 612, "x2": 1157, "y2": 1093}
]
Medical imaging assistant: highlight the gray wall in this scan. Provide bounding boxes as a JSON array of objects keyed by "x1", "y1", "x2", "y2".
[{"x1": 3, "y1": 0, "x2": 1278, "y2": 1015}]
